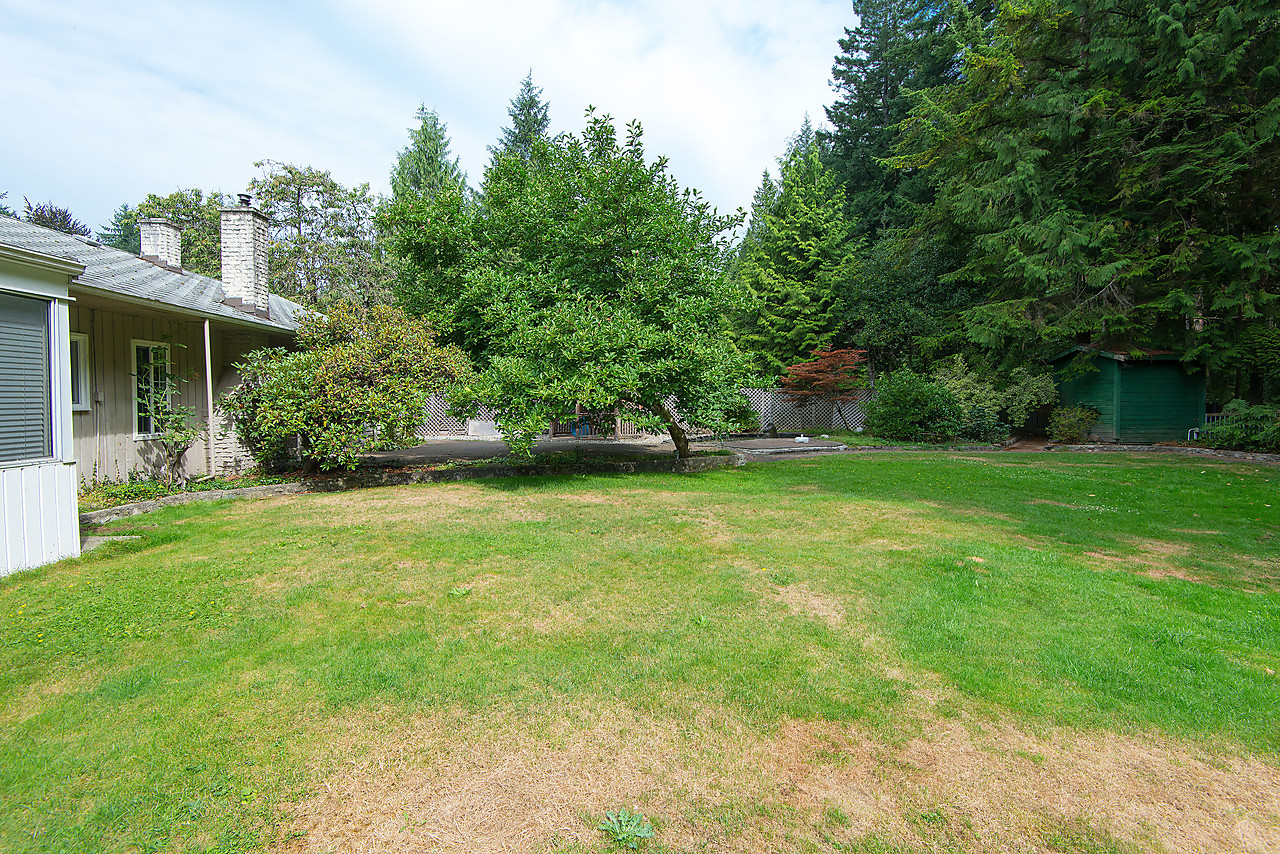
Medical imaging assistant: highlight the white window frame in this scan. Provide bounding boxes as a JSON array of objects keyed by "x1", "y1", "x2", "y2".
[
  {"x1": 131, "y1": 338, "x2": 170, "y2": 440},
  {"x1": 69, "y1": 332, "x2": 90, "y2": 412}
]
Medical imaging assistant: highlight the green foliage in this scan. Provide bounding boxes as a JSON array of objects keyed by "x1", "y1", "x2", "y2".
[
  {"x1": 822, "y1": 0, "x2": 958, "y2": 242},
  {"x1": 136, "y1": 188, "x2": 225, "y2": 278},
  {"x1": 933, "y1": 354, "x2": 1056, "y2": 433},
  {"x1": 249, "y1": 161, "x2": 392, "y2": 308},
  {"x1": 1048, "y1": 406, "x2": 1100, "y2": 444},
  {"x1": 133, "y1": 342, "x2": 202, "y2": 486},
  {"x1": 390, "y1": 105, "x2": 467, "y2": 203},
  {"x1": 0, "y1": 191, "x2": 15, "y2": 218},
  {"x1": 78, "y1": 470, "x2": 294, "y2": 511},
  {"x1": 734, "y1": 121, "x2": 861, "y2": 376},
  {"x1": 1203, "y1": 400, "x2": 1280, "y2": 452},
  {"x1": 382, "y1": 109, "x2": 754, "y2": 458},
  {"x1": 219, "y1": 304, "x2": 470, "y2": 471},
  {"x1": 598, "y1": 807, "x2": 654, "y2": 850},
  {"x1": 863, "y1": 369, "x2": 963, "y2": 441},
  {"x1": 889, "y1": 0, "x2": 1280, "y2": 381},
  {"x1": 22, "y1": 197, "x2": 91, "y2": 236},
  {"x1": 489, "y1": 71, "x2": 551, "y2": 164},
  {"x1": 96, "y1": 203, "x2": 141, "y2": 254}
]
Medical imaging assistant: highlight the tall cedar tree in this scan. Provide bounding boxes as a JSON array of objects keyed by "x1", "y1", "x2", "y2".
[
  {"x1": 383, "y1": 110, "x2": 754, "y2": 459},
  {"x1": 390, "y1": 106, "x2": 467, "y2": 202},
  {"x1": 23, "y1": 198, "x2": 91, "y2": 236},
  {"x1": 735, "y1": 121, "x2": 861, "y2": 378},
  {"x1": 822, "y1": 0, "x2": 959, "y2": 242},
  {"x1": 249, "y1": 161, "x2": 392, "y2": 308},
  {"x1": 891, "y1": 0, "x2": 1280, "y2": 401},
  {"x1": 489, "y1": 72, "x2": 552, "y2": 164}
]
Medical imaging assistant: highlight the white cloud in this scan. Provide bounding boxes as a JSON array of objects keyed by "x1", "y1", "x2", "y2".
[{"x1": 0, "y1": 0, "x2": 851, "y2": 232}]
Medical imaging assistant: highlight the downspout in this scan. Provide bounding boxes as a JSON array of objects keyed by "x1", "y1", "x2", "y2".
[{"x1": 204, "y1": 320, "x2": 215, "y2": 476}]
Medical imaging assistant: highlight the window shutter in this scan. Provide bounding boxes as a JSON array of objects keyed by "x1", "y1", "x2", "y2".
[{"x1": 0, "y1": 292, "x2": 51, "y2": 462}]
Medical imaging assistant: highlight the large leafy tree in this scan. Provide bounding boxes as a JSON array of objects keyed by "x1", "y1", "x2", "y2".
[
  {"x1": 249, "y1": 161, "x2": 392, "y2": 308},
  {"x1": 892, "y1": 0, "x2": 1280, "y2": 400},
  {"x1": 488, "y1": 71, "x2": 551, "y2": 164},
  {"x1": 97, "y1": 203, "x2": 141, "y2": 255},
  {"x1": 734, "y1": 122, "x2": 862, "y2": 377},
  {"x1": 23, "y1": 198, "x2": 91, "y2": 236},
  {"x1": 382, "y1": 110, "x2": 754, "y2": 458},
  {"x1": 390, "y1": 106, "x2": 467, "y2": 203},
  {"x1": 136, "y1": 189, "x2": 225, "y2": 278}
]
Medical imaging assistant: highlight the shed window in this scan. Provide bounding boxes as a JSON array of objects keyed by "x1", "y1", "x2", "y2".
[
  {"x1": 69, "y1": 333, "x2": 90, "y2": 411},
  {"x1": 131, "y1": 339, "x2": 170, "y2": 438},
  {"x1": 0, "y1": 291, "x2": 52, "y2": 462}
]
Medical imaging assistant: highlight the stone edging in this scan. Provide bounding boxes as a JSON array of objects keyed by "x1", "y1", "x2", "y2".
[{"x1": 79, "y1": 453, "x2": 743, "y2": 527}]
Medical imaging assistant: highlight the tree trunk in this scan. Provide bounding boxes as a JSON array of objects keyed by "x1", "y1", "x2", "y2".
[{"x1": 651, "y1": 398, "x2": 691, "y2": 459}]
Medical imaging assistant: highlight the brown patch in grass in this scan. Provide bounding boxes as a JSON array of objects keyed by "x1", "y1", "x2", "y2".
[
  {"x1": 774, "y1": 583, "x2": 845, "y2": 627},
  {"x1": 275, "y1": 699, "x2": 1280, "y2": 854}
]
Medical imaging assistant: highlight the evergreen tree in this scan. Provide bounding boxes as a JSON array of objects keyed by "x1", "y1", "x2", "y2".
[
  {"x1": 0, "y1": 191, "x2": 14, "y2": 218},
  {"x1": 489, "y1": 71, "x2": 551, "y2": 164},
  {"x1": 390, "y1": 105, "x2": 467, "y2": 202},
  {"x1": 822, "y1": 0, "x2": 958, "y2": 241},
  {"x1": 735, "y1": 122, "x2": 862, "y2": 377},
  {"x1": 97, "y1": 203, "x2": 141, "y2": 255},
  {"x1": 892, "y1": 0, "x2": 1280, "y2": 400},
  {"x1": 23, "y1": 197, "x2": 91, "y2": 236}
]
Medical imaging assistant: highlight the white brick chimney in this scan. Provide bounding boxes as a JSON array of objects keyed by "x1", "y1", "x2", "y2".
[
  {"x1": 219, "y1": 193, "x2": 270, "y2": 314},
  {"x1": 138, "y1": 217, "x2": 182, "y2": 268}
]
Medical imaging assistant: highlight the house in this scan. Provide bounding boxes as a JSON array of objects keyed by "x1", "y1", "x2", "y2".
[
  {"x1": 0, "y1": 197, "x2": 306, "y2": 575},
  {"x1": 1050, "y1": 345, "x2": 1206, "y2": 443},
  {"x1": 0, "y1": 241, "x2": 82, "y2": 574}
]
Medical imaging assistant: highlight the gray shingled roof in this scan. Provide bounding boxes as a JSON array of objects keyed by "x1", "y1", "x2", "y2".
[{"x1": 0, "y1": 215, "x2": 306, "y2": 332}]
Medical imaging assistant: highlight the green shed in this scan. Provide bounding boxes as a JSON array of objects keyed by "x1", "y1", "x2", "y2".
[{"x1": 1050, "y1": 346, "x2": 1206, "y2": 443}]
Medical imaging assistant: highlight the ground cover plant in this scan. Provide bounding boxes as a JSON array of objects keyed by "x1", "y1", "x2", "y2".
[{"x1": 2, "y1": 452, "x2": 1277, "y2": 853}]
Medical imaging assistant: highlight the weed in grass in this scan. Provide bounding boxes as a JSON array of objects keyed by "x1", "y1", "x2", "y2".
[
  {"x1": 598, "y1": 807, "x2": 654, "y2": 849},
  {"x1": 1042, "y1": 817, "x2": 1142, "y2": 853}
]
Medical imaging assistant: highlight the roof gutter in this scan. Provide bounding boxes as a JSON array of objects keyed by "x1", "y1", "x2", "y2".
[{"x1": 0, "y1": 243, "x2": 86, "y2": 277}]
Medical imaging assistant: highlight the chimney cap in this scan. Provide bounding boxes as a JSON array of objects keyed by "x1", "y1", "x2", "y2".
[{"x1": 237, "y1": 193, "x2": 252, "y2": 207}]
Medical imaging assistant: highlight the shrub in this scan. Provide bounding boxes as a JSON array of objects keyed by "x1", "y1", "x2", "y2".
[
  {"x1": 864, "y1": 369, "x2": 963, "y2": 442},
  {"x1": 1203, "y1": 400, "x2": 1280, "y2": 452},
  {"x1": 1048, "y1": 406, "x2": 1099, "y2": 443},
  {"x1": 932, "y1": 354, "x2": 1056, "y2": 435}
]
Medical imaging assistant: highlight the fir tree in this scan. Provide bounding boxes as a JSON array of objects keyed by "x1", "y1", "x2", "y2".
[
  {"x1": 892, "y1": 0, "x2": 1280, "y2": 400},
  {"x1": 98, "y1": 203, "x2": 141, "y2": 254},
  {"x1": 390, "y1": 105, "x2": 467, "y2": 203},
  {"x1": 489, "y1": 71, "x2": 551, "y2": 164},
  {"x1": 735, "y1": 122, "x2": 862, "y2": 377}
]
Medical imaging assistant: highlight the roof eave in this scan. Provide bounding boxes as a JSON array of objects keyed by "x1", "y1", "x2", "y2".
[
  {"x1": 0, "y1": 243, "x2": 86, "y2": 277},
  {"x1": 69, "y1": 281, "x2": 298, "y2": 334}
]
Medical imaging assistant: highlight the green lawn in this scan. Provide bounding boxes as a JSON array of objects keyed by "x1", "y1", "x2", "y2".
[{"x1": 2, "y1": 452, "x2": 1277, "y2": 853}]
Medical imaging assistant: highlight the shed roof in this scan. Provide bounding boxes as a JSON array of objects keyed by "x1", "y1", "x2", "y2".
[
  {"x1": 1049, "y1": 345, "x2": 1181, "y2": 364},
  {"x1": 0, "y1": 215, "x2": 306, "y2": 333}
]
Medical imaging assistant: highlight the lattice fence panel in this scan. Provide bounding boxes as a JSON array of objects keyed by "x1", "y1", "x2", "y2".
[
  {"x1": 415, "y1": 395, "x2": 468, "y2": 437},
  {"x1": 743, "y1": 388, "x2": 873, "y2": 432}
]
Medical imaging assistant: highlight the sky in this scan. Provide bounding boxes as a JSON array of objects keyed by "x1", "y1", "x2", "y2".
[{"x1": 0, "y1": 0, "x2": 853, "y2": 237}]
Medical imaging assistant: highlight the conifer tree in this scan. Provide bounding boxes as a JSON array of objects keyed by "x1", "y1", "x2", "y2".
[
  {"x1": 390, "y1": 105, "x2": 467, "y2": 202},
  {"x1": 98, "y1": 204, "x2": 141, "y2": 254},
  {"x1": 489, "y1": 72, "x2": 551, "y2": 164},
  {"x1": 23, "y1": 198, "x2": 91, "y2": 236},
  {"x1": 823, "y1": 0, "x2": 958, "y2": 241},
  {"x1": 892, "y1": 0, "x2": 1280, "y2": 400},
  {"x1": 735, "y1": 122, "x2": 862, "y2": 378}
]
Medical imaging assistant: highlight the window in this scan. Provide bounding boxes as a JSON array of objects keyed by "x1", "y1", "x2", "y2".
[
  {"x1": 131, "y1": 339, "x2": 170, "y2": 438},
  {"x1": 69, "y1": 333, "x2": 90, "y2": 411},
  {"x1": 0, "y1": 291, "x2": 52, "y2": 462}
]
